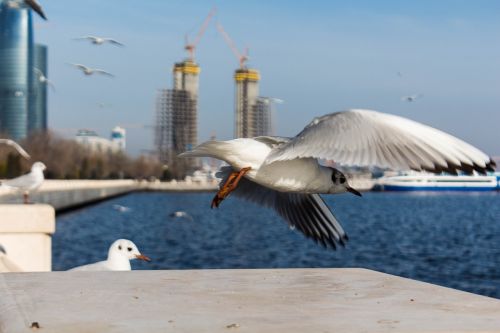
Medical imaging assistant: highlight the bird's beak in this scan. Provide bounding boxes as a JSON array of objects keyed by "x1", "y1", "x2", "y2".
[
  {"x1": 135, "y1": 254, "x2": 151, "y2": 262},
  {"x1": 346, "y1": 184, "x2": 362, "y2": 197}
]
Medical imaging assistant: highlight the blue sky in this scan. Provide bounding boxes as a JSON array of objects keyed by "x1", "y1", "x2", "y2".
[{"x1": 34, "y1": 0, "x2": 500, "y2": 156}]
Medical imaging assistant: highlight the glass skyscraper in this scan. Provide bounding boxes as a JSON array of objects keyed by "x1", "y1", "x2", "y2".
[
  {"x1": 0, "y1": 1, "x2": 34, "y2": 140},
  {"x1": 31, "y1": 43, "x2": 48, "y2": 132}
]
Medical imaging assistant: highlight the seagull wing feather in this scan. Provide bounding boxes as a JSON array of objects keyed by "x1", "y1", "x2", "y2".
[
  {"x1": 264, "y1": 109, "x2": 495, "y2": 174},
  {"x1": 216, "y1": 167, "x2": 347, "y2": 249}
]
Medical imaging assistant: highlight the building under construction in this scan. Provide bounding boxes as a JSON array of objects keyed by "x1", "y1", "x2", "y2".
[
  {"x1": 155, "y1": 60, "x2": 200, "y2": 178},
  {"x1": 234, "y1": 69, "x2": 273, "y2": 138}
]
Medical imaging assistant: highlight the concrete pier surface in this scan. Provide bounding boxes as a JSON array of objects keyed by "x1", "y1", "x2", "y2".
[{"x1": 1, "y1": 268, "x2": 499, "y2": 332}]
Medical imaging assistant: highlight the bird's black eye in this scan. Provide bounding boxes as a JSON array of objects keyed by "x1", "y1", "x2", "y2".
[
  {"x1": 118, "y1": 245, "x2": 122, "y2": 250},
  {"x1": 127, "y1": 247, "x2": 132, "y2": 252},
  {"x1": 339, "y1": 176, "x2": 346, "y2": 184}
]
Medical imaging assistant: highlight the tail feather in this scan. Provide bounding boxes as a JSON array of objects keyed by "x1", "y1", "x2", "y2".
[{"x1": 178, "y1": 141, "x2": 234, "y2": 163}]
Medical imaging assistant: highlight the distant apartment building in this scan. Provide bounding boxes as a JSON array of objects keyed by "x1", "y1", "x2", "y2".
[
  {"x1": 155, "y1": 60, "x2": 199, "y2": 178},
  {"x1": 75, "y1": 127, "x2": 126, "y2": 154},
  {"x1": 0, "y1": 2, "x2": 48, "y2": 140},
  {"x1": 234, "y1": 69, "x2": 273, "y2": 138}
]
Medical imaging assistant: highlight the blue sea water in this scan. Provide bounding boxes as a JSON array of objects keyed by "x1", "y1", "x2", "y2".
[{"x1": 53, "y1": 191, "x2": 500, "y2": 298}]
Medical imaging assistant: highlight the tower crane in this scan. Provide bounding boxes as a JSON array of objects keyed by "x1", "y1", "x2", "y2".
[
  {"x1": 216, "y1": 22, "x2": 248, "y2": 69},
  {"x1": 184, "y1": 7, "x2": 217, "y2": 61}
]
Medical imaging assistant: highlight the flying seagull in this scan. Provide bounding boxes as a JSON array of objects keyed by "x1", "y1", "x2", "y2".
[
  {"x1": 401, "y1": 94, "x2": 423, "y2": 102},
  {"x1": 34, "y1": 68, "x2": 55, "y2": 91},
  {"x1": 0, "y1": 138, "x2": 30, "y2": 159},
  {"x1": 69, "y1": 63, "x2": 114, "y2": 77},
  {"x1": 74, "y1": 35, "x2": 125, "y2": 47},
  {"x1": 0, "y1": 161, "x2": 46, "y2": 204},
  {"x1": 169, "y1": 211, "x2": 193, "y2": 221},
  {"x1": 68, "y1": 239, "x2": 151, "y2": 271},
  {"x1": 180, "y1": 109, "x2": 495, "y2": 249},
  {"x1": 24, "y1": 0, "x2": 46, "y2": 20}
]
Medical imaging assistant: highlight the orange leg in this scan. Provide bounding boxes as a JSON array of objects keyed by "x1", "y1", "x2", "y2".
[
  {"x1": 23, "y1": 192, "x2": 29, "y2": 204},
  {"x1": 211, "y1": 167, "x2": 251, "y2": 208}
]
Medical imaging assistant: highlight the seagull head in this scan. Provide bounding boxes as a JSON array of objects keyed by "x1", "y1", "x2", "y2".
[
  {"x1": 108, "y1": 239, "x2": 151, "y2": 262},
  {"x1": 330, "y1": 168, "x2": 362, "y2": 197},
  {"x1": 31, "y1": 161, "x2": 46, "y2": 172}
]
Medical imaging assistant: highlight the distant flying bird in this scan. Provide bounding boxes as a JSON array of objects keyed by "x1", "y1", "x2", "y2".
[
  {"x1": 74, "y1": 36, "x2": 125, "y2": 47},
  {"x1": 0, "y1": 161, "x2": 46, "y2": 204},
  {"x1": 397, "y1": 71, "x2": 403, "y2": 78},
  {"x1": 180, "y1": 109, "x2": 495, "y2": 249},
  {"x1": 401, "y1": 94, "x2": 423, "y2": 102},
  {"x1": 34, "y1": 68, "x2": 55, "y2": 91},
  {"x1": 25, "y1": 0, "x2": 46, "y2": 19},
  {"x1": 68, "y1": 239, "x2": 151, "y2": 271},
  {"x1": 0, "y1": 139, "x2": 30, "y2": 159},
  {"x1": 113, "y1": 204, "x2": 131, "y2": 213},
  {"x1": 169, "y1": 211, "x2": 193, "y2": 221},
  {"x1": 69, "y1": 63, "x2": 114, "y2": 77}
]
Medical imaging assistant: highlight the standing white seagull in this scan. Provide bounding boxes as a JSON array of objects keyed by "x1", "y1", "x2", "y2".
[
  {"x1": 68, "y1": 239, "x2": 151, "y2": 271},
  {"x1": 74, "y1": 35, "x2": 125, "y2": 47},
  {"x1": 180, "y1": 109, "x2": 495, "y2": 249},
  {"x1": 0, "y1": 162, "x2": 46, "y2": 204},
  {"x1": 69, "y1": 63, "x2": 114, "y2": 77}
]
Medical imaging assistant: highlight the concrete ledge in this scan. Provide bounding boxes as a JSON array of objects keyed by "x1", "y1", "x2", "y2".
[
  {"x1": 0, "y1": 268, "x2": 499, "y2": 332},
  {"x1": 0, "y1": 204, "x2": 55, "y2": 233},
  {"x1": 0, "y1": 205, "x2": 55, "y2": 272}
]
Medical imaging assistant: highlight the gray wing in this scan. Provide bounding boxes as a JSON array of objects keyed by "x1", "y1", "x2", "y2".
[
  {"x1": 264, "y1": 109, "x2": 495, "y2": 175},
  {"x1": 106, "y1": 39, "x2": 125, "y2": 46},
  {"x1": 68, "y1": 261, "x2": 110, "y2": 271},
  {"x1": 1, "y1": 172, "x2": 36, "y2": 189},
  {"x1": 94, "y1": 69, "x2": 114, "y2": 77},
  {"x1": 0, "y1": 139, "x2": 30, "y2": 159},
  {"x1": 217, "y1": 167, "x2": 347, "y2": 249},
  {"x1": 25, "y1": 0, "x2": 47, "y2": 20}
]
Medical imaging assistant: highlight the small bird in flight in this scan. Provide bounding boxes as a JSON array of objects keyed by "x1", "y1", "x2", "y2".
[
  {"x1": 69, "y1": 63, "x2": 114, "y2": 77},
  {"x1": 181, "y1": 109, "x2": 495, "y2": 249},
  {"x1": 34, "y1": 68, "x2": 55, "y2": 91},
  {"x1": 74, "y1": 36, "x2": 125, "y2": 47},
  {"x1": 401, "y1": 94, "x2": 423, "y2": 102}
]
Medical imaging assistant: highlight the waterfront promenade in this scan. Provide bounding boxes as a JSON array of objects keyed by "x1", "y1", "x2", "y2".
[{"x1": 1, "y1": 268, "x2": 500, "y2": 332}]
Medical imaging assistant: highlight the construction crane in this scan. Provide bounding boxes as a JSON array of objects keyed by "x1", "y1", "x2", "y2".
[
  {"x1": 216, "y1": 22, "x2": 248, "y2": 69},
  {"x1": 184, "y1": 7, "x2": 217, "y2": 61}
]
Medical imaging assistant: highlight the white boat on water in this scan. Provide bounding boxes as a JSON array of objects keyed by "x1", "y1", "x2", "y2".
[{"x1": 376, "y1": 171, "x2": 500, "y2": 191}]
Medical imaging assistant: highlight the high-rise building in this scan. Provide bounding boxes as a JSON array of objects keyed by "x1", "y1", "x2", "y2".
[
  {"x1": 253, "y1": 97, "x2": 273, "y2": 137},
  {"x1": 234, "y1": 68, "x2": 261, "y2": 138},
  {"x1": 0, "y1": 1, "x2": 33, "y2": 140},
  {"x1": 30, "y1": 43, "x2": 48, "y2": 132},
  {"x1": 155, "y1": 60, "x2": 199, "y2": 178}
]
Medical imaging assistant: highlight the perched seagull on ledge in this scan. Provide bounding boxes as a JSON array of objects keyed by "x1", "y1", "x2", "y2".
[
  {"x1": 68, "y1": 239, "x2": 151, "y2": 271},
  {"x1": 0, "y1": 138, "x2": 30, "y2": 159},
  {"x1": 74, "y1": 35, "x2": 125, "y2": 47},
  {"x1": 69, "y1": 63, "x2": 114, "y2": 77},
  {"x1": 180, "y1": 109, "x2": 495, "y2": 249},
  {"x1": 0, "y1": 162, "x2": 46, "y2": 204}
]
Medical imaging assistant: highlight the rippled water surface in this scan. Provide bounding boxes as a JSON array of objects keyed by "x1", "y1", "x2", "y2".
[{"x1": 54, "y1": 191, "x2": 500, "y2": 298}]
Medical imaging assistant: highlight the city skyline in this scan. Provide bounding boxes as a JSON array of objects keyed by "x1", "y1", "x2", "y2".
[{"x1": 32, "y1": 0, "x2": 500, "y2": 156}]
